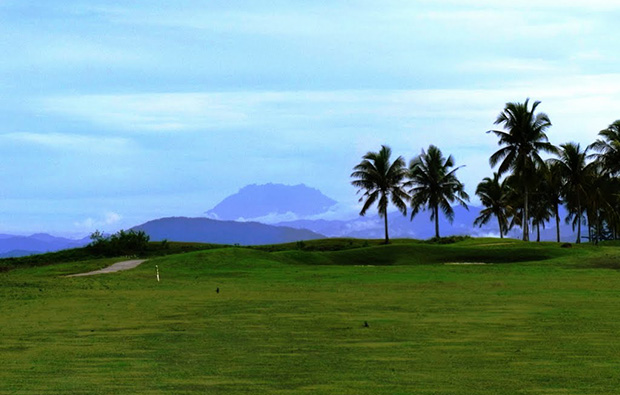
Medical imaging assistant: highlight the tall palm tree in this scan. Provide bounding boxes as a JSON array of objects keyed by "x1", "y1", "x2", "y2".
[
  {"x1": 548, "y1": 142, "x2": 591, "y2": 243},
  {"x1": 589, "y1": 120, "x2": 620, "y2": 176},
  {"x1": 351, "y1": 145, "x2": 409, "y2": 244},
  {"x1": 606, "y1": 177, "x2": 620, "y2": 240},
  {"x1": 473, "y1": 173, "x2": 512, "y2": 239},
  {"x1": 530, "y1": 164, "x2": 554, "y2": 242},
  {"x1": 584, "y1": 168, "x2": 618, "y2": 244},
  {"x1": 503, "y1": 174, "x2": 525, "y2": 235},
  {"x1": 542, "y1": 161, "x2": 565, "y2": 242},
  {"x1": 488, "y1": 99, "x2": 555, "y2": 241},
  {"x1": 406, "y1": 145, "x2": 469, "y2": 239}
]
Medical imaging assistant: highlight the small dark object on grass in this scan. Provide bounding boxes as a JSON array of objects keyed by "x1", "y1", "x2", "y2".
[
  {"x1": 561, "y1": 243, "x2": 572, "y2": 248},
  {"x1": 364, "y1": 321, "x2": 369, "y2": 328},
  {"x1": 216, "y1": 287, "x2": 219, "y2": 293}
]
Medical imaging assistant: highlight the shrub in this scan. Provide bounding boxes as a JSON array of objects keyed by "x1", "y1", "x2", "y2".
[
  {"x1": 426, "y1": 235, "x2": 471, "y2": 245},
  {"x1": 88, "y1": 229, "x2": 150, "y2": 257}
]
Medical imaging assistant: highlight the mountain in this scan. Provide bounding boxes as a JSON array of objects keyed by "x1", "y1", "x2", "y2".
[
  {"x1": 0, "y1": 250, "x2": 44, "y2": 258},
  {"x1": 276, "y1": 205, "x2": 584, "y2": 242},
  {"x1": 0, "y1": 234, "x2": 91, "y2": 258},
  {"x1": 276, "y1": 206, "x2": 482, "y2": 239},
  {"x1": 132, "y1": 217, "x2": 325, "y2": 245},
  {"x1": 206, "y1": 183, "x2": 337, "y2": 221}
]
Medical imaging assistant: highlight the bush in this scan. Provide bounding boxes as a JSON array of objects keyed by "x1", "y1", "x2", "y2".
[
  {"x1": 88, "y1": 229, "x2": 150, "y2": 257},
  {"x1": 425, "y1": 235, "x2": 471, "y2": 245}
]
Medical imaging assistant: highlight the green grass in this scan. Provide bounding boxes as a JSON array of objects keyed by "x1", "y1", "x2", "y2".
[
  {"x1": 1, "y1": 238, "x2": 620, "y2": 393},
  {"x1": 0, "y1": 241, "x2": 229, "y2": 272}
]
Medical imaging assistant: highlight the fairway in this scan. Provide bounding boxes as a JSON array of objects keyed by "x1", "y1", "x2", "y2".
[{"x1": 2, "y1": 239, "x2": 620, "y2": 394}]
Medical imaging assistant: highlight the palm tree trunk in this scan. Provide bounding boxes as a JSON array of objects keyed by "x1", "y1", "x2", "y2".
[
  {"x1": 383, "y1": 209, "x2": 389, "y2": 244},
  {"x1": 497, "y1": 217, "x2": 504, "y2": 239},
  {"x1": 434, "y1": 205, "x2": 440, "y2": 238},
  {"x1": 596, "y1": 212, "x2": 601, "y2": 245},
  {"x1": 523, "y1": 185, "x2": 529, "y2": 241},
  {"x1": 555, "y1": 204, "x2": 560, "y2": 243},
  {"x1": 576, "y1": 198, "x2": 581, "y2": 244},
  {"x1": 536, "y1": 223, "x2": 540, "y2": 242}
]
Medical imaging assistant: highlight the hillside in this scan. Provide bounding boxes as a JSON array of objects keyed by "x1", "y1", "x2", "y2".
[{"x1": 131, "y1": 216, "x2": 325, "y2": 245}]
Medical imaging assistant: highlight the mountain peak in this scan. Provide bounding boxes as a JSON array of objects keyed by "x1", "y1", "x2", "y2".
[{"x1": 206, "y1": 183, "x2": 337, "y2": 221}]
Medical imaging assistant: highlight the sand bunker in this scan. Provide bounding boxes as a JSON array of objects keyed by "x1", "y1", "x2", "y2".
[{"x1": 66, "y1": 259, "x2": 147, "y2": 277}]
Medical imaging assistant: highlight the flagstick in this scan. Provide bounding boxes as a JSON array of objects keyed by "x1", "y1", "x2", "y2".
[{"x1": 156, "y1": 265, "x2": 160, "y2": 282}]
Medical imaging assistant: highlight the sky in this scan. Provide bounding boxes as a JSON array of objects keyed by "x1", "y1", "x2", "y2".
[{"x1": 1, "y1": 0, "x2": 620, "y2": 237}]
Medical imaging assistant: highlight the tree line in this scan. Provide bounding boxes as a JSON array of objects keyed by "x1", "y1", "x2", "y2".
[{"x1": 351, "y1": 99, "x2": 620, "y2": 244}]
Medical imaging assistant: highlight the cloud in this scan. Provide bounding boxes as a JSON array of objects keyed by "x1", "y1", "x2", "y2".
[
  {"x1": 40, "y1": 76, "x2": 620, "y2": 142},
  {"x1": 459, "y1": 58, "x2": 562, "y2": 74},
  {"x1": 32, "y1": 75, "x2": 620, "y2": 209},
  {"x1": 236, "y1": 211, "x2": 300, "y2": 224},
  {"x1": 417, "y1": 0, "x2": 620, "y2": 11},
  {"x1": 40, "y1": 94, "x2": 250, "y2": 132},
  {"x1": 2, "y1": 132, "x2": 131, "y2": 154},
  {"x1": 74, "y1": 211, "x2": 123, "y2": 231}
]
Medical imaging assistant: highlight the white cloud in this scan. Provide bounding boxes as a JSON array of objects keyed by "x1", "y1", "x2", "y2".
[
  {"x1": 459, "y1": 58, "x2": 562, "y2": 74},
  {"x1": 417, "y1": 0, "x2": 620, "y2": 11},
  {"x1": 2, "y1": 132, "x2": 131, "y2": 153},
  {"x1": 236, "y1": 211, "x2": 300, "y2": 224},
  {"x1": 41, "y1": 94, "x2": 250, "y2": 132},
  {"x1": 40, "y1": 76, "x2": 620, "y2": 145},
  {"x1": 74, "y1": 211, "x2": 123, "y2": 231}
]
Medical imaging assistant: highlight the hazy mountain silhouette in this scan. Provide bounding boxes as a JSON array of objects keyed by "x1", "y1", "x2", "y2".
[
  {"x1": 276, "y1": 206, "x2": 481, "y2": 239},
  {"x1": 132, "y1": 217, "x2": 325, "y2": 245},
  {"x1": 276, "y1": 205, "x2": 583, "y2": 242},
  {"x1": 0, "y1": 234, "x2": 90, "y2": 258},
  {"x1": 206, "y1": 183, "x2": 337, "y2": 221},
  {"x1": 203, "y1": 184, "x2": 583, "y2": 241}
]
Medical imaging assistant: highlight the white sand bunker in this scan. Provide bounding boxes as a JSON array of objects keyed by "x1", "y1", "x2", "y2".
[
  {"x1": 66, "y1": 259, "x2": 147, "y2": 277},
  {"x1": 444, "y1": 262, "x2": 489, "y2": 265}
]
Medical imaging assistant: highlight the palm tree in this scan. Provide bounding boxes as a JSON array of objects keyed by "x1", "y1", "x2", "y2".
[
  {"x1": 542, "y1": 161, "x2": 565, "y2": 242},
  {"x1": 548, "y1": 143, "x2": 591, "y2": 243},
  {"x1": 488, "y1": 99, "x2": 555, "y2": 241},
  {"x1": 606, "y1": 177, "x2": 620, "y2": 240},
  {"x1": 473, "y1": 173, "x2": 512, "y2": 239},
  {"x1": 406, "y1": 145, "x2": 469, "y2": 239},
  {"x1": 530, "y1": 164, "x2": 554, "y2": 242},
  {"x1": 589, "y1": 120, "x2": 620, "y2": 176},
  {"x1": 351, "y1": 145, "x2": 409, "y2": 244},
  {"x1": 503, "y1": 174, "x2": 525, "y2": 235},
  {"x1": 584, "y1": 168, "x2": 618, "y2": 243}
]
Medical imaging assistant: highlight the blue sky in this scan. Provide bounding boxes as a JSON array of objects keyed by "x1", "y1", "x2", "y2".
[{"x1": 1, "y1": 1, "x2": 620, "y2": 236}]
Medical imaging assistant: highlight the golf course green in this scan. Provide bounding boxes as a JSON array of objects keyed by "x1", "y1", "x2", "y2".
[{"x1": 2, "y1": 238, "x2": 620, "y2": 394}]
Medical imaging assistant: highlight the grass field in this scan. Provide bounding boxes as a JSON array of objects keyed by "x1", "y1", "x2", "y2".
[{"x1": 2, "y1": 238, "x2": 620, "y2": 394}]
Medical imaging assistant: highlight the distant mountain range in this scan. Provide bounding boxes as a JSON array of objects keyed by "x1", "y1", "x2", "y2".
[
  {"x1": 206, "y1": 183, "x2": 337, "y2": 221},
  {"x1": 201, "y1": 183, "x2": 583, "y2": 242},
  {"x1": 132, "y1": 217, "x2": 324, "y2": 245},
  {"x1": 275, "y1": 205, "x2": 583, "y2": 242},
  {"x1": 276, "y1": 206, "x2": 485, "y2": 239},
  {"x1": 0, "y1": 184, "x2": 587, "y2": 259},
  {"x1": 0, "y1": 233, "x2": 90, "y2": 258}
]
